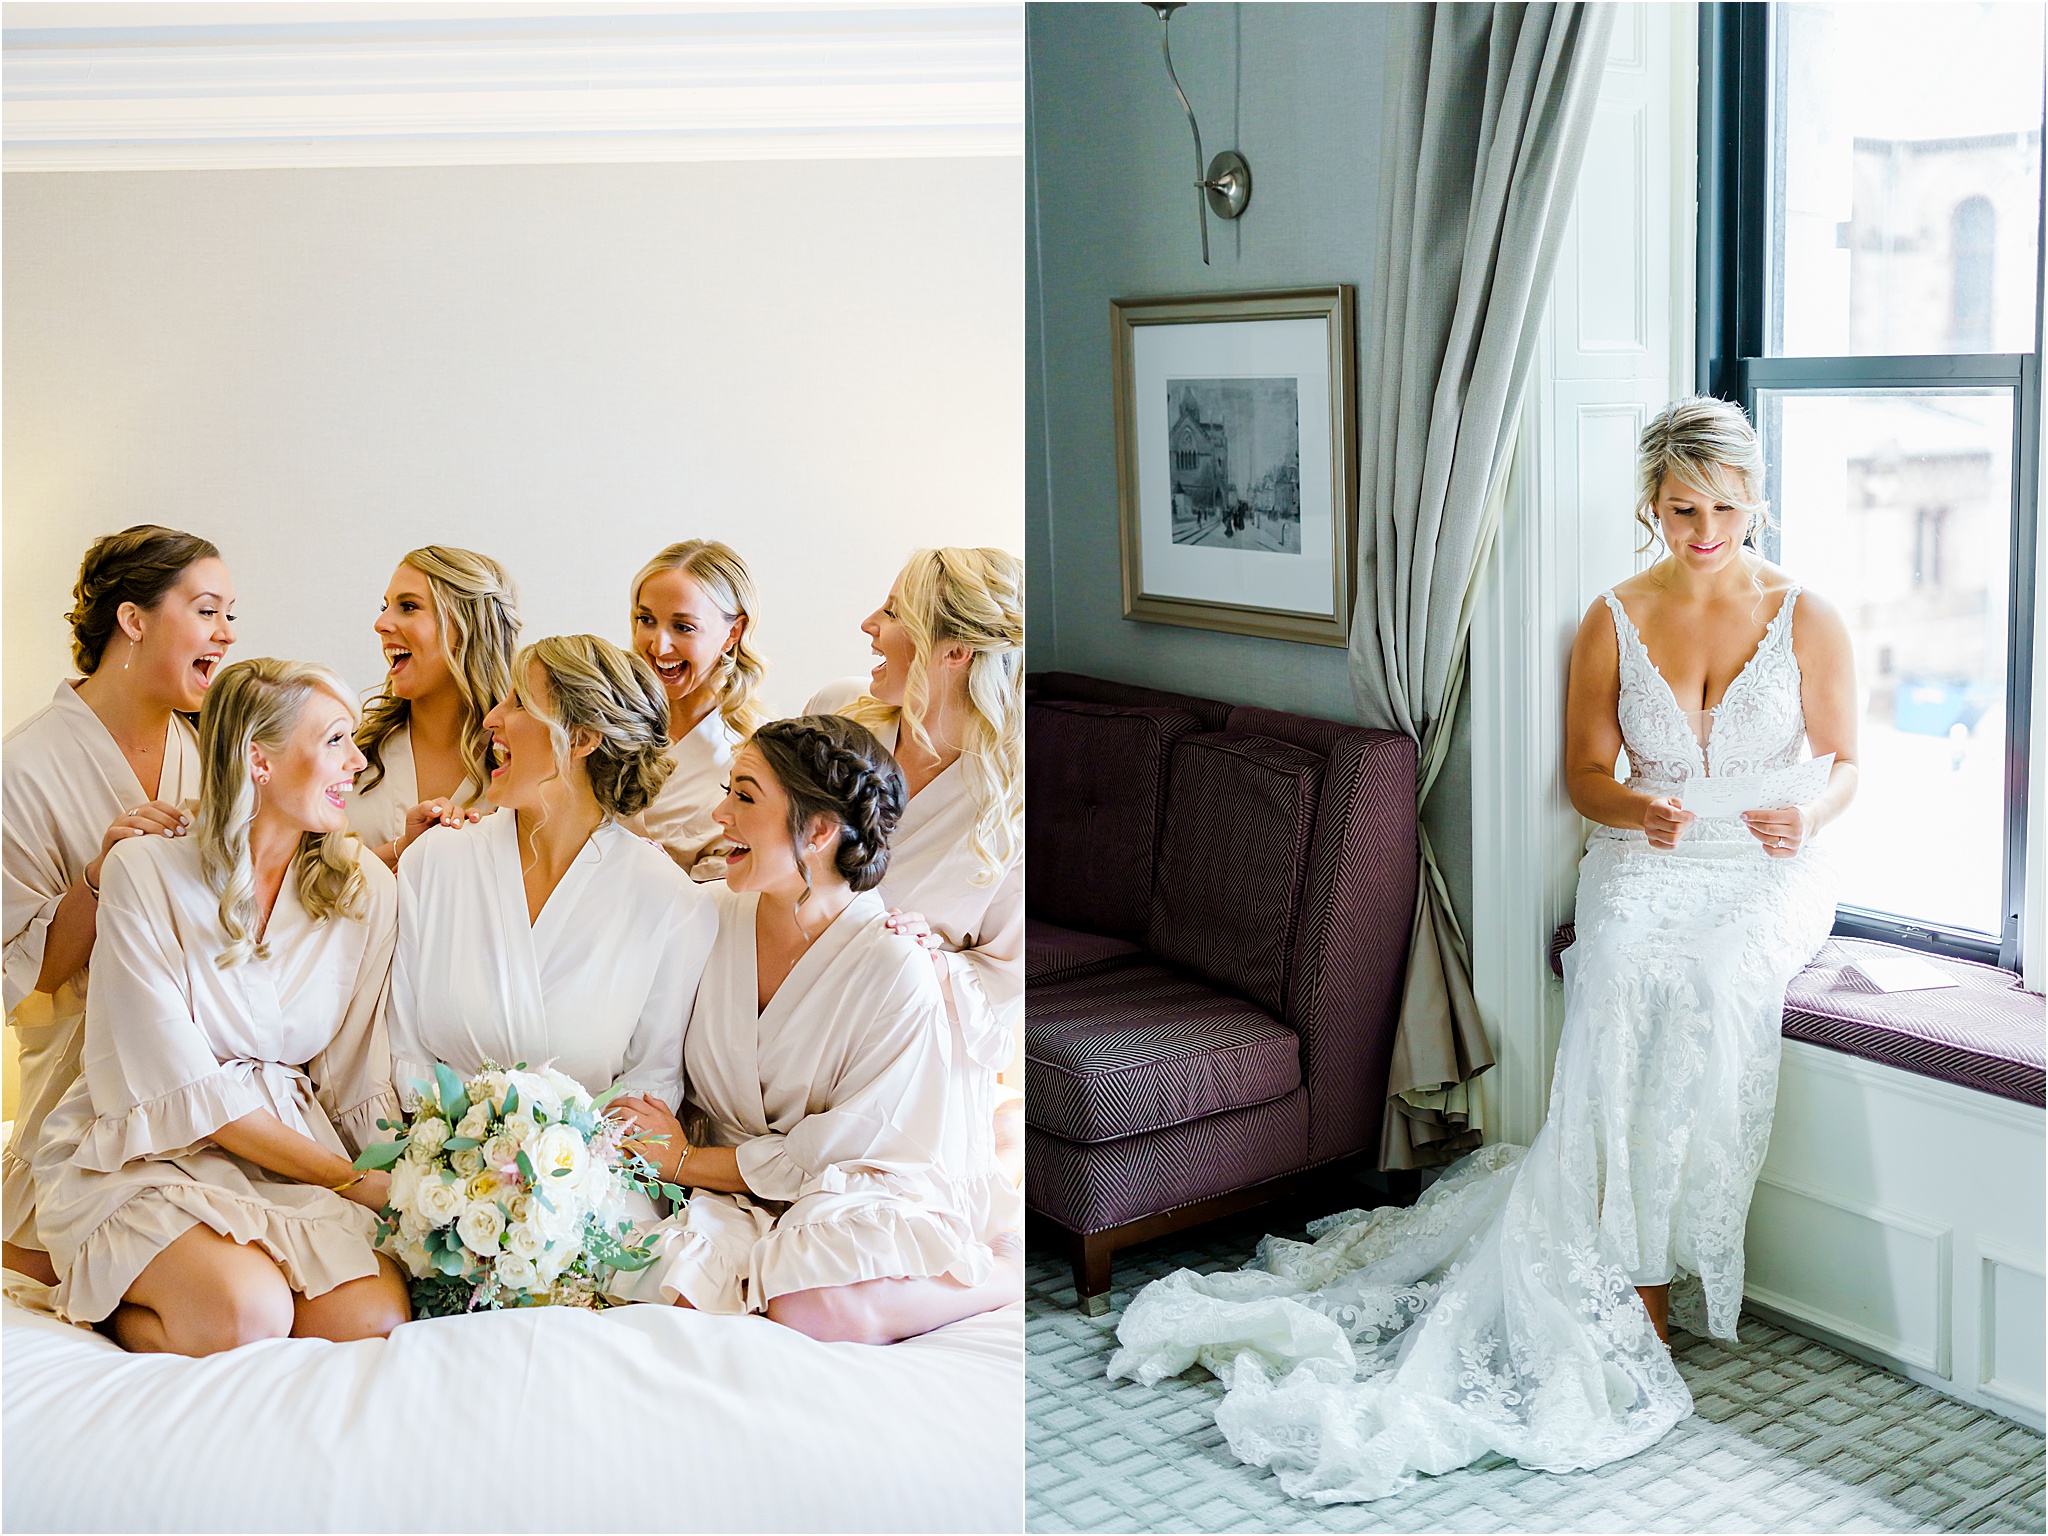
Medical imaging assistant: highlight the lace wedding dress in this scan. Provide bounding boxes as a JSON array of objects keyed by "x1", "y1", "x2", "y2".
[{"x1": 1108, "y1": 587, "x2": 1839, "y2": 1503}]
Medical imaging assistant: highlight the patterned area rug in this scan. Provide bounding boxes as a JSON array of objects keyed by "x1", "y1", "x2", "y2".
[{"x1": 1028, "y1": 1210, "x2": 2046, "y2": 1534}]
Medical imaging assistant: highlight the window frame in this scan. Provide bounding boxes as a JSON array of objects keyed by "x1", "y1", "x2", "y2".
[{"x1": 1699, "y1": 1, "x2": 2043, "y2": 971}]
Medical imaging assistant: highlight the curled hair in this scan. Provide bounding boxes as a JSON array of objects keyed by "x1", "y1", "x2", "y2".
[
  {"x1": 66, "y1": 525, "x2": 222, "y2": 675},
  {"x1": 630, "y1": 540, "x2": 768, "y2": 737},
  {"x1": 750, "y1": 715, "x2": 905, "y2": 895},
  {"x1": 509, "y1": 635, "x2": 674, "y2": 820},
  {"x1": 839, "y1": 547, "x2": 1022, "y2": 886},
  {"x1": 1635, "y1": 396, "x2": 1772, "y2": 554},
  {"x1": 357, "y1": 547, "x2": 521, "y2": 801},
  {"x1": 195, "y1": 659, "x2": 369, "y2": 968}
]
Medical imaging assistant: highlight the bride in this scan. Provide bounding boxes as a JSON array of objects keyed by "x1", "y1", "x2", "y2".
[{"x1": 1108, "y1": 396, "x2": 1860, "y2": 1500}]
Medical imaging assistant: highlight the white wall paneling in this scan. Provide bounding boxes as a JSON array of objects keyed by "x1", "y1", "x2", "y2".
[
  {"x1": 3, "y1": 4, "x2": 1024, "y2": 170},
  {"x1": 1751, "y1": 1041, "x2": 2046, "y2": 1428}
]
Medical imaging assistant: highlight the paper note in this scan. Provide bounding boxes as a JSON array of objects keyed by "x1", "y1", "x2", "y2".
[
  {"x1": 1843, "y1": 950, "x2": 1959, "y2": 993},
  {"x1": 1677, "y1": 754, "x2": 1835, "y2": 819}
]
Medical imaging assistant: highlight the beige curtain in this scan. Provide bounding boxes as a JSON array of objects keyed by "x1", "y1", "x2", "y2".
[{"x1": 1350, "y1": 2, "x2": 1615, "y2": 1170}]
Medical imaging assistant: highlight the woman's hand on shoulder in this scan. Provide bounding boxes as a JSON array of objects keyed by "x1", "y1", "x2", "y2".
[
  {"x1": 89, "y1": 800, "x2": 193, "y2": 889},
  {"x1": 399, "y1": 799, "x2": 484, "y2": 855},
  {"x1": 886, "y1": 908, "x2": 951, "y2": 985}
]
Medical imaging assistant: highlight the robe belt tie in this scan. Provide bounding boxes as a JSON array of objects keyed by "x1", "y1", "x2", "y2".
[{"x1": 221, "y1": 1058, "x2": 320, "y2": 1141}]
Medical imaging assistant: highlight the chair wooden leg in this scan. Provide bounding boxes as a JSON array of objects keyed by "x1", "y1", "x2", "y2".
[{"x1": 1071, "y1": 1229, "x2": 1114, "y2": 1315}]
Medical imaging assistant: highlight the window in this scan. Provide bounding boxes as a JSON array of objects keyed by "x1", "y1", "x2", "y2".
[{"x1": 1701, "y1": 2, "x2": 2043, "y2": 968}]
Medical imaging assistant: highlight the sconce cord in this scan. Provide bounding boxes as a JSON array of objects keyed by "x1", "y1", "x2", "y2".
[{"x1": 1156, "y1": 11, "x2": 1212, "y2": 264}]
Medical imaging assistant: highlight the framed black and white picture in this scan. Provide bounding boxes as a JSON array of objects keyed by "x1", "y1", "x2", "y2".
[{"x1": 1112, "y1": 286, "x2": 1357, "y2": 646}]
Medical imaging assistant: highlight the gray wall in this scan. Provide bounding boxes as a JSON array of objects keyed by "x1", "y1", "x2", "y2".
[{"x1": 1026, "y1": 1, "x2": 1472, "y2": 924}]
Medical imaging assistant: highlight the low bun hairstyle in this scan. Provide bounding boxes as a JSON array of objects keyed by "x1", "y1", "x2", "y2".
[
  {"x1": 1635, "y1": 396, "x2": 1772, "y2": 553},
  {"x1": 67, "y1": 525, "x2": 222, "y2": 675},
  {"x1": 509, "y1": 635, "x2": 673, "y2": 820},
  {"x1": 749, "y1": 714, "x2": 905, "y2": 895}
]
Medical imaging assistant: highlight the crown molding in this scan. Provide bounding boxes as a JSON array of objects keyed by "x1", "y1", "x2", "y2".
[{"x1": 2, "y1": 4, "x2": 1023, "y2": 170}]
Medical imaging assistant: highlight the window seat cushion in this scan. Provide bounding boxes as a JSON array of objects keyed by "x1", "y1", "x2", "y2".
[{"x1": 1549, "y1": 924, "x2": 2044, "y2": 1107}]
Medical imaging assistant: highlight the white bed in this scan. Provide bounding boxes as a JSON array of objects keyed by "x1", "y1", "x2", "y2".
[{"x1": 2, "y1": 1291, "x2": 1022, "y2": 1533}]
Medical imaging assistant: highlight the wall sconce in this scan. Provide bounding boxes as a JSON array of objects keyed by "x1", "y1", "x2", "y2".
[{"x1": 1142, "y1": 2, "x2": 1251, "y2": 265}]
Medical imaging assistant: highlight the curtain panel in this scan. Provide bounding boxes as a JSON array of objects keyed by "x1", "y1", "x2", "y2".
[{"x1": 1350, "y1": 1, "x2": 1614, "y2": 1169}]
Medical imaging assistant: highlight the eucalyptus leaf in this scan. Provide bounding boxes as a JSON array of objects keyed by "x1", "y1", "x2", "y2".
[
  {"x1": 502, "y1": 1084, "x2": 519, "y2": 1117},
  {"x1": 354, "y1": 1140, "x2": 407, "y2": 1170},
  {"x1": 444, "y1": 1136, "x2": 480, "y2": 1152}
]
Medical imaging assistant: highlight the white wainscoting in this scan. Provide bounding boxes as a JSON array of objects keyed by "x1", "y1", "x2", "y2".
[{"x1": 1746, "y1": 1041, "x2": 2045, "y2": 1429}]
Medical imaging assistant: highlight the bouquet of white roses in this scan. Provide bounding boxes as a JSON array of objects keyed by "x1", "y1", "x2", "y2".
[{"x1": 352, "y1": 1061, "x2": 687, "y2": 1317}]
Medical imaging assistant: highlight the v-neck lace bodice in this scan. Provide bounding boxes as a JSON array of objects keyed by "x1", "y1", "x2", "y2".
[{"x1": 1604, "y1": 586, "x2": 1806, "y2": 793}]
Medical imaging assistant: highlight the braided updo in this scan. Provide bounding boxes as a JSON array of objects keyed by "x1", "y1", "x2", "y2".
[
  {"x1": 749, "y1": 714, "x2": 905, "y2": 893},
  {"x1": 67, "y1": 525, "x2": 222, "y2": 674}
]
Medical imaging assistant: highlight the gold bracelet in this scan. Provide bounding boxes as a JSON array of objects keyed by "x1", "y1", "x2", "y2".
[
  {"x1": 330, "y1": 1171, "x2": 367, "y2": 1193},
  {"x1": 668, "y1": 1140, "x2": 692, "y2": 1185}
]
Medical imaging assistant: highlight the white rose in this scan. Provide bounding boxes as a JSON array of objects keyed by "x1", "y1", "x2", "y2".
[
  {"x1": 408, "y1": 1116, "x2": 450, "y2": 1157},
  {"x1": 505, "y1": 1072, "x2": 558, "y2": 1119},
  {"x1": 398, "y1": 1237, "x2": 433, "y2": 1279},
  {"x1": 540, "y1": 1067, "x2": 588, "y2": 1108},
  {"x1": 387, "y1": 1157, "x2": 422, "y2": 1212},
  {"x1": 528, "y1": 1123, "x2": 589, "y2": 1189},
  {"x1": 415, "y1": 1172, "x2": 466, "y2": 1227},
  {"x1": 474, "y1": 1070, "x2": 509, "y2": 1110},
  {"x1": 449, "y1": 1147, "x2": 486, "y2": 1178},
  {"x1": 503, "y1": 1112, "x2": 537, "y2": 1143},
  {"x1": 398, "y1": 1207, "x2": 429, "y2": 1242},
  {"x1": 456, "y1": 1103, "x2": 491, "y2": 1142},
  {"x1": 505, "y1": 1221, "x2": 546, "y2": 1261},
  {"x1": 457, "y1": 1200, "x2": 506, "y2": 1256},
  {"x1": 494, "y1": 1252, "x2": 539, "y2": 1293},
  {"x1": 482, "y1": 1133, "x2": 520, "y2": 1171},
  {"x1": 535, "y1": 1245, "x2": 571, "y2": 1286}
]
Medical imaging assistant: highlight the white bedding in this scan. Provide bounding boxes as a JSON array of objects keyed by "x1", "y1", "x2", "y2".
[{"x1": 2, "y1": 1296, "x2": 1022, "y2": 1532}]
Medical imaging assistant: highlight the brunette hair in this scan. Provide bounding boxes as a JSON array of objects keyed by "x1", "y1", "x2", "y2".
[
  {"x1": 66, "y1": 525, "x2": 222, "y2": 675},
  {"x1": 748, "y1": 714, "x2": 905, "y2": 894}
]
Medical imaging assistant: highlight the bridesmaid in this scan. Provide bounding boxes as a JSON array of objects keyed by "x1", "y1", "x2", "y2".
[
  {"x1": 612, "y1": 716, "x2": 1021, "y2": 1343},
  {"x1": 31, "y1": 659, "x2": 408, "y2": 1354},
  {"x1": 351, "y1": 546, "x2": 520, "y2": 868},
  {"x1": 385, "y1": 635, "x2": 717, "y2": 1272},
  {"x1": 2, "y1": 526, "x2": 233, "y2": 1284},
  {"x1": 808, "y1": 548, "x2": 1024, "y2": 1193},
  {"x1": 627, "y1": 540, "x2": 766, "y2": 879}
]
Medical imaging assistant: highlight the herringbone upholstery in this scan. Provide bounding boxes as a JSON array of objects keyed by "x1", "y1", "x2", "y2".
[
  {"x1": 1025, "y1": 1089, "x2": 1311, "y2": 1234},
  {"x1": 1146, "y1": 732, "x2": 1323, "y2": 1021},
  {"x1": 1028, "y1": 961, "x2": 1300, "y2": 1143},
  {"x1": 1027, "y1": 918, "x2": 1144, "y2": 987},
  {"x1": 1028, "y1": 700, "x2": 1201, "y2": 941}
]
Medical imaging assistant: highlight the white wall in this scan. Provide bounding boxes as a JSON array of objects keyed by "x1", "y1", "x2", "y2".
[{"x1": 2, "y1": 155, "x2": 1023, "y2": 733}]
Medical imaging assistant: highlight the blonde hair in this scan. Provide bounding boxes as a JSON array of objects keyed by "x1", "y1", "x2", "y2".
[
  {"x1": 841, "y1": 547, "x2": 1022, "y2": 887},
  {"x1": 196, "y1": 658, "x2": 370, "y2": 968},
  {"x1": 630, "y1": 540, "x2": 767, "y2": 737},
  {"x1": 1635, "y1": 396, "x2": 1772, "y2": 553},
  {"x1": 357, "y1": 546, "x2": 521, "y2": 800},
  {"x1": 509, "y1": 635, "x2": 673, "y2": 820}
]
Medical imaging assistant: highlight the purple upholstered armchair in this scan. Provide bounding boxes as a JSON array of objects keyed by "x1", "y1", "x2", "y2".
[{"x1": 1025, "y1": 672, "x2": 1419, "y2": 1311}]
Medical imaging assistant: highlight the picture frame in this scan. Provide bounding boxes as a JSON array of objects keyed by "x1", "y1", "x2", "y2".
[{"x1": 1112, "y1": 285, "x2": 1358, "y2": 646}]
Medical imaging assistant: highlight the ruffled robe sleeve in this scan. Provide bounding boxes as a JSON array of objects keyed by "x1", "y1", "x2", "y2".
[
  {"x1": 733, "y1": 965, "x2": 954, "y2": 1205},
  {"x1": 939, "y1": 860, "x2": 1021, "y2": 1071},
  {"x1": 72, "y1": 844, "x2": 268, "y2": 1172},
  {"x1": 308, "y1": 851, "x2": 401, "y2": 1155},
  {"x1": 2, "y1": 791, "x2": 70, "y2": 1014}
]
